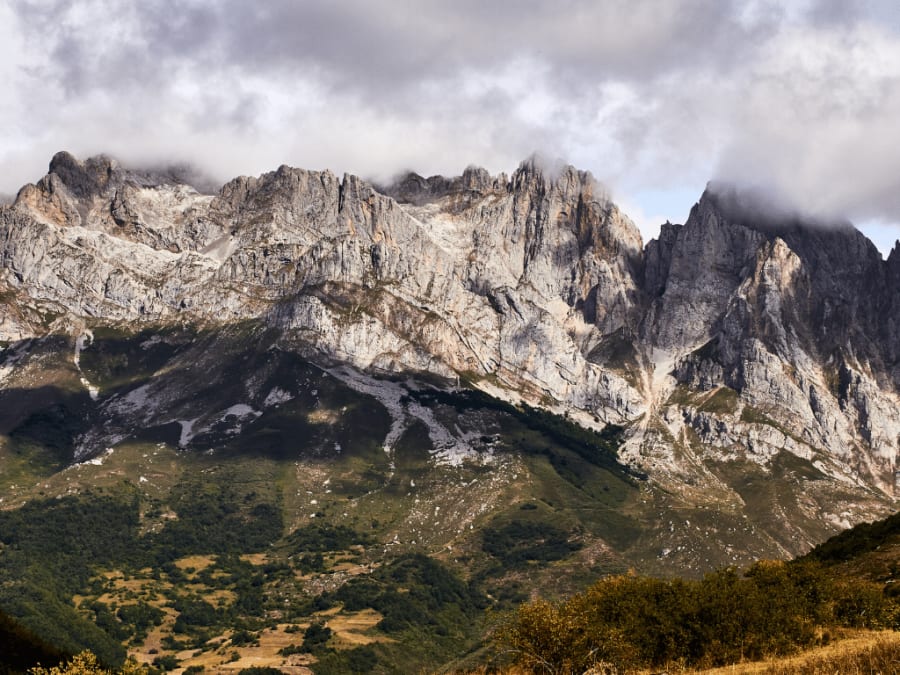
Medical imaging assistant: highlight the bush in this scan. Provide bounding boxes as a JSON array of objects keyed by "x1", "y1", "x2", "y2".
[
  {"x1": 313, "y1": 645, "x2": 378, "y2": 674},
  {"x1": 151, "y1": 654, "x2": 179, "y2": 671},
  {"x1": 482, "y1": 520, "x2": 581, "y2": 567},
  {"x1": 28, "y1": 650, "x2": 149, "y2": 674},
  {"x1": 285, "y1": 523, "x2": 372, "y2": 553},
  {"x1": 297, "y1": 552, "x2": 325, "y2": 574},
  {"x1": 832, "y1": 579, "x2": 891, "y2": 628},
  {"x1": 301, "y1": 622, "x2": 332, "y2": 653},
  {"x1": 230, "y1": 629, "x2": 257, "y2": 647},
  {"x1": 116, "y1": 602, "x2": 164, "y2": 634},
  {"x1": 496, "y1": 560, "x2": 896, "y2": 672}
]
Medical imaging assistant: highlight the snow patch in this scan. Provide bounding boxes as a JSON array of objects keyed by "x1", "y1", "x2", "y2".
[
  {"x1": 174, "y1": 404, "x2": 263, "y2": 447},
  {"x1": 0, "y1": 341, "x2": 30, "y2": 385},
  {"x1": 81, "y1": 378, "x2": 99, "y2": 401},
  {"x1": 221, "y1": 404, "x2": 259, "y2": 419},
  {"x1": 217, "y1": 404, "x2": 262, "y2": 436},
  {"x1": 326, "y1": 366, "x2": 408, "y2": 456},
  {"x1": 80, "y1": 447, "x2": 114, "y2": 466},
  {"x1": 113, "y1": 384, "x2": 154, "y2": 417}
]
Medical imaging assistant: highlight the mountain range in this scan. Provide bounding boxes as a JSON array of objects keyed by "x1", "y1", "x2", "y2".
[
  {"x1": 0, "y1": 151, "x2": 898, "y2": 670},
  {"x1": 0, "y1": 152, "x2": 900, "y2": 673}
]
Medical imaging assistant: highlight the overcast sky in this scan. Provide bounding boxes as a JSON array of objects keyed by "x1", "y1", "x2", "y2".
[{"x1": 3, "y1": 0, "x2": 900, "y2": 254}]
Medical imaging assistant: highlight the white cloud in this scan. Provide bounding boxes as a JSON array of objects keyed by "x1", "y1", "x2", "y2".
[{"x1": 2, "y1": 0, "x2": 899, "y2": 250}]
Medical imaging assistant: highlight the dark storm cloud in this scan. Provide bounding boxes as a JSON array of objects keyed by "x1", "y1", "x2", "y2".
[
  {"x1": 204, "y1": 0, "x2": 755, "y2": 85},
  {"x1": 18, "y1": 0, "x2": 766, "y2": 101}
]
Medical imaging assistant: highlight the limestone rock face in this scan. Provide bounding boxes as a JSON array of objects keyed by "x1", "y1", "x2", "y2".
[
  {"x1": 630, "y1": 187, "x2": 900, "y2": 504},
  {"x1": 1, "y1": 153, "x2": 898, "y2": 538},
  {"x1": 1, "y1": 154, "x2": 648, "y2": 420}
]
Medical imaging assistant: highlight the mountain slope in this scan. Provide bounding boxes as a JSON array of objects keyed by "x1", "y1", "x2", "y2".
[{"x1": 1, "y1": 152, "x2": 899, "y2": 672}]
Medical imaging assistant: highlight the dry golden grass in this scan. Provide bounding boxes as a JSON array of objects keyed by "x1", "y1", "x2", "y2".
[
  {"x1": 239, "y1": 552, "x2": 268, "y2": 566},
  {"x1": 448, "y1": 666, "x2": 531, "y2": 675},
  {"x1": 698, "y1": 630, "x2": 900, "y2": 675},
  {"x1": 178, "y1": 647, "x2": 314, "y2": 675},
  {"x1": 187, "y1": 586, "x2": 235, "y2": 607},
  {"x1": 173, "y1": 554, "x2": 216, "y2": 573},
  {"x1": 327, "y1": 608, "x2": 393, "y2": 647},
  {"x1": 329, "y1": 560, "x2": 371, "y2": 574},
  {"x1": 75, "y1": 570, "x2": 174, "y2": 609},
  {"x1": 451, "y1": 630, "x2": 900, "y2": 675},
  {"x1": 166, "y1": 623, "x2": 317, "y2": 673},
  {"x1": 142, "y1": 608, "x2": 397, "y2": 672}
]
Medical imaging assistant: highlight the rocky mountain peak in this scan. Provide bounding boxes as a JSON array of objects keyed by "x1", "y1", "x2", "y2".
[
  {"x1": 641, "y1": 187, "x2": 767, "y2": 352},
  {"x1": 889, "y1": 239, "x2": 900, "y2": 262},
  {"x1": 381, "y1": 171, "x2": 434, "y2": 204},
  {"x1": 44, "y1": 151, "x2": 214, "y2": 197},
  {"x1": 509, "y1": 155, "x2": 595, "y2": 195},
  {"x1": 459, "y1": 165, "x2": 493, "y2": 192},
  {"x1": 380, "y1": 165, "x2": 506, "y2": 207},
  {"x1": 698, "y1": 182, "x2": 882, "y2": 270},
  {"x1": 47, "y1": 150, "x2": 118, "y2": 199}
]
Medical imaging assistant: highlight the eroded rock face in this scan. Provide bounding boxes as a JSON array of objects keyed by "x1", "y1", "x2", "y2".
[
  {"x1": 632, "y1": 187, "x2": 900, "y2": 501},
  {"x1": 1, "y1": 153, "x2": 898, "y2": 525},
  {"x1": 0, "y1": 153, "x2": 648, "y2": 418}
]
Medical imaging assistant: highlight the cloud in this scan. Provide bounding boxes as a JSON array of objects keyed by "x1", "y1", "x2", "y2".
[
  {"x1": 2, "y1": 0, "x2": 900, "y2": 245},
  {"x1": 713, "y1": 20, "x2": 900, "y2": 222}
]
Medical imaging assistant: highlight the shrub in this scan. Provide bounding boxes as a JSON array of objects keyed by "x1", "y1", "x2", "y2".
[
  {"x1": 151, "y1": 654, "x2": 179, "y2": 671},
  {"x1": 301, "y1": 621, "x2": 332, "y2": 653},
  {"x1": 495, "y1": 560, "x2": 897, "y2": 672},
  {"x1": 482, "y1": 520, "x2": 581, "y2": 567}
]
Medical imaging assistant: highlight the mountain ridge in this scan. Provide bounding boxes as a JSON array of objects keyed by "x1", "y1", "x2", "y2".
[{"x1": 0, "y1": 152, "x2": 897, "y2": 562}]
